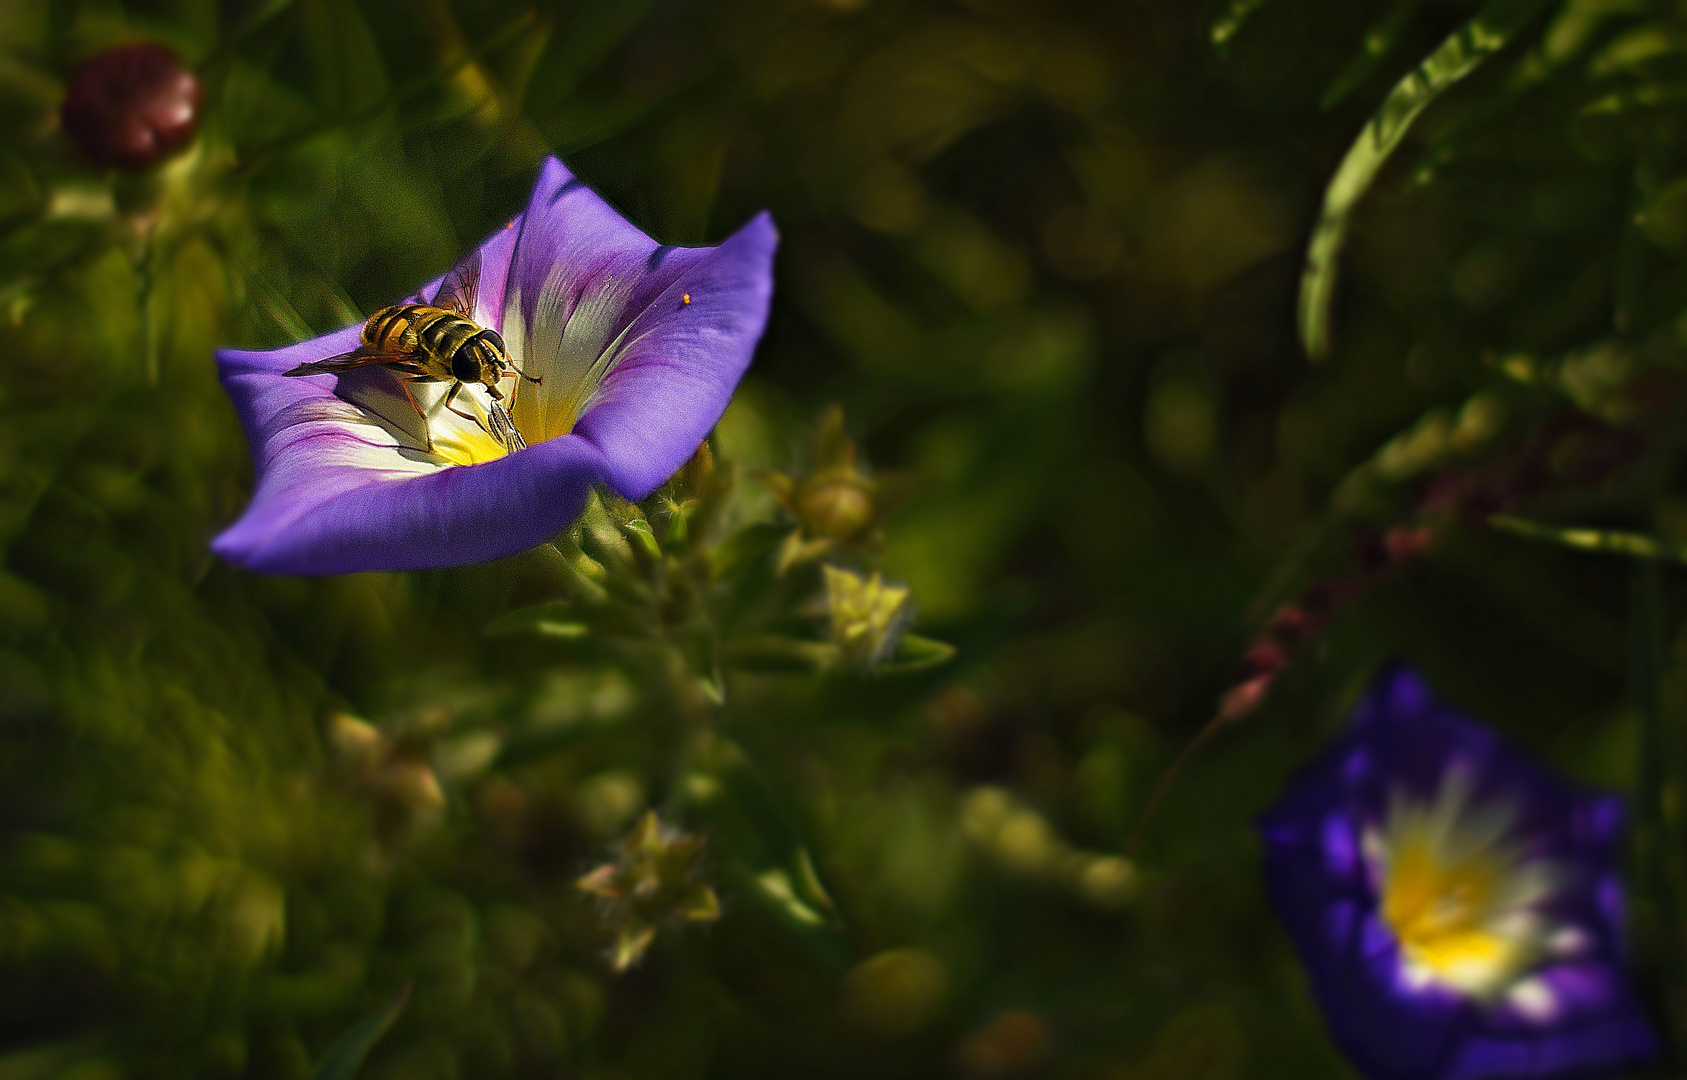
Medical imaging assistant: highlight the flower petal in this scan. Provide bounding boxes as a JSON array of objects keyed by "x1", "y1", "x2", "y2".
[
  {"x1": 214, "y1": 342, "x2": 607, "y2": 574},
  {"x1": 573, "y1": 212, "x2": 777, "y2": 497},
  {"x1": 500, "y1": 158, "x2": 779, "y2": 485},
  {"x1": 214, "y1": 157, "x2": 775, "y2": 574}
]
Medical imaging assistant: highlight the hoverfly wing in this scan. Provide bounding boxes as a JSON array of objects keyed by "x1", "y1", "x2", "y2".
[
  {"x1": 436, "y1": 255, "x2": 482, "y2": 322},
  {"x1": 282, "y1": 347, "x2": 397, "y2": 377},
  {"x1": 283, "y1": 351, "x2": 428, "y2": 379},
  {"x1": 487, "y1": 399, "x2": 527, "y2": 454}
]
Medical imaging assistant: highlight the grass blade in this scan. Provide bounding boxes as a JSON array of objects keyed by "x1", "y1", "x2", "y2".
[
  {"x1": 1320, "y1": 0, "x2": 1423, "y2": 110},
  {"x1": 311, "y1": 985, "x2": 411, "y2": 1080},
  {"x1": 1298, "y1": 0, "x2": 1548, "y2": 361},
  {"x1": 1490, "y1": 515, "x2": 1687, "y2": 563}
]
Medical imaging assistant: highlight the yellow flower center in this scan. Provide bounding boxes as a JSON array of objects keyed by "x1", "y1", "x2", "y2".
[
  {"x1": 336, "y1": 367, "x2": 517, "y2": 468},
  {"x1": 426, "y1": 390, "x2": 513, "y2": 467},
  {"x1": 1370, "y1": 772, "x2": 1557, "y2": 997}
]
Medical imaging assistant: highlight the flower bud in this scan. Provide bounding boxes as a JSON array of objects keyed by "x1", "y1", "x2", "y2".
[
  {"x1": 796, "y1": 468, "x2": 877, "y2": 544},
  {"x1": 823, "y1": 566, "x2": 912, "y2": 667},
  {"x1": 576, "y1": 811, "x2": 721, "y2": 971},
  {"x1": 61, "y1": 44, "x2": 201, "y2": 170},
  {"x1": 762, "y1": 407, "x2": 918, "y2": 568}
]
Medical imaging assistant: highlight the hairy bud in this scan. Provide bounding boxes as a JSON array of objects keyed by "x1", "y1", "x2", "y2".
[{"x1": 576, "y1": 811, "x2": 721, "y2": 971}]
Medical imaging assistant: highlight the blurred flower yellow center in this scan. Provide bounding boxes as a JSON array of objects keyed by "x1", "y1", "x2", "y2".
[{"x1": 1369, "y1": 772, "x2": 1557, "y2": 997}]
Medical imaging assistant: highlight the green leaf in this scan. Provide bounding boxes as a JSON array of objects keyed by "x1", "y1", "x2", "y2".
[
  {"x1": 747, "y1": 849, "x2": 839, "y2": 929},
  {"x1": 1489, "y1": 515, "x2": 1687, "y2": 563},
  {"x1": 1320, "y1": 0, "x2": 1423, "y2": 109},
  {"x1": 720, "y1": 634, "x2": 836, "y2": 673},
  {"x1": 710, "y1": 521, "x2": 786, "y2": 581},
  {"x1": 686, "y1": 739, "x2": 851, "y2": 966},
  {"x1": 876, "y1": 633, "x2": 957, "y2": 674},
  {"x1": 1298, "y1": 0, "x2": 1549, "y2": 361},
  {"x1": 1211, "y1": 0, "x2": 1270, "y2": 57},
  {"x1": 484, "y1": 601, "x2": 590, "y2": 639},
  {"x1": 311, "y1": 985, "x2": 411, "y2": 1080},
  {"x1": 1412, "y1": 0, "x2": 1631, "y2": 184},
  {"x1": 1584, "y1": 81, "x2": 1687, "y2": 115}
]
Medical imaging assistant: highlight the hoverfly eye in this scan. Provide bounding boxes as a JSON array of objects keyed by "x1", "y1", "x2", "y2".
[{"x1": 484, "y1": 330, "x2": 507, "y2": 355}]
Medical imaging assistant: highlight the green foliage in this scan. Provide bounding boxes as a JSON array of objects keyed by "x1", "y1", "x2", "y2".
[{"x1": 3, "y1": 0, "x2": 1687, "y2": 1077}]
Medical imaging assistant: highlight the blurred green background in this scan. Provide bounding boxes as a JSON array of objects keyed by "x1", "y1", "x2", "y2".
[{"x1": 0, "y1": 0, "x2": 1685, "y2": 1076}]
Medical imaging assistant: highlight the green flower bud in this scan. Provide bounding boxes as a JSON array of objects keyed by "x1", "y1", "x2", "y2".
[
  {"x1": 576, "y1": 811, "x2": 721, "y2": 972},
  {"x1": 763, "y1": 407, "x2": 918, "y2": 570},
  {"x1": 823, "y1": 565, "x2": 912, "y2": 667}
]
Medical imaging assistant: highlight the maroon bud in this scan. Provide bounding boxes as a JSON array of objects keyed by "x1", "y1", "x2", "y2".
[
  {"x1": 1383, "y1": 526, "x2": 1432, "y2": 564},
  {"x1": 1266, "y1": 604, "x2": 1309, "y2": 642},
  {"x1": 61, "y1": 44, "x2": 200, "y2": 169},
  {"x1": 1218, "y1": 673, "x2": 1274, "y2": 724},
  {"x1": 1352, "y1": 527, "x2": 1390, "y2": 577},
  {"x1": 1241, "y1": 642, "x2": 1287, "y2": 679},
  {"x1": 1300, "y1": 579, "x2": 1355, "y2": 619}
]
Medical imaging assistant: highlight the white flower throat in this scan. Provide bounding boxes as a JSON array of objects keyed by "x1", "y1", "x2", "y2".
[{"x1": 1364, "y1": 767, "x2": 1578, "y2": 1016}]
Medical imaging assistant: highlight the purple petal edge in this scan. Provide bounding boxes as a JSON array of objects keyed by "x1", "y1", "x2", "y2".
[{"x1": 576, "y1": 210, "x2": 779, "y2": 498}]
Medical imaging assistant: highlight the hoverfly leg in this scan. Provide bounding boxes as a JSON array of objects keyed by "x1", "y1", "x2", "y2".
[
  {"x1": 441, "y1": 381, "x2": 487, "y2": 428},
  {"x1": 393, "y1": 377, "x2": 435, "y2": 453}
]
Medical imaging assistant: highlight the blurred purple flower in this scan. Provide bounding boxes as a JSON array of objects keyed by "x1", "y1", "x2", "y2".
[
  {"x1": 214, "y1": 158, "x2": 777, "y2": 574},
  {"x1": 1257, "y1": 664, "x2": 1657, "y2": 1080}
]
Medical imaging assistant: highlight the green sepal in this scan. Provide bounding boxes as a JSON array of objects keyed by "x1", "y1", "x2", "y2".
[{"x1": 622, "y1": 517, "x2": 663, "y2": 566}]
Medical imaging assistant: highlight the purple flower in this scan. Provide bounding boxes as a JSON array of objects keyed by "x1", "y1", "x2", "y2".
[
  {"x1": 1257, "y1": 664, "x2": 1658, "y2": 1080},
  {"x1": 213, "y1": 158, "x2": 777, "y2": 574}
]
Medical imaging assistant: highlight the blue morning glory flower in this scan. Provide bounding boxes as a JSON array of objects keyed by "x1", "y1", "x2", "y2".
[
  {"x1": 1257, "y1": 664, "x2": 1658, "y2": 1080},
  {"x1": 213, "y1": 157, "x2": 777, "y2": 574}
]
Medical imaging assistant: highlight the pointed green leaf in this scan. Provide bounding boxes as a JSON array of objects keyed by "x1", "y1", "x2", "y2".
[
  {"x1": 484, "y1": 601, "x2": 590, "y2": 638},
  {"x1": 1490, "y1": 516, "x2": 1687, "y2": 564},
  {"x1": 876, "y1": 633, "x2": 957, "y2": 674},
  {"x1": 1298, "y1": 0, "x2": 1548, "y2": 360},
  {"x1": 311, "y1": 985, "x2": 411, "y2": 1080},
  {"x1": 1320, "y1": 0, "x2": 1423, "y2": 110},
  {"x1": 753, "y1": 866, "x2": 827, "y2": 927}
]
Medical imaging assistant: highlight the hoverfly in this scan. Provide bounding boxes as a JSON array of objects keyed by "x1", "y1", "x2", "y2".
[{"x1": 283, "y1": 262, "x2": 538, "y2": 454}]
